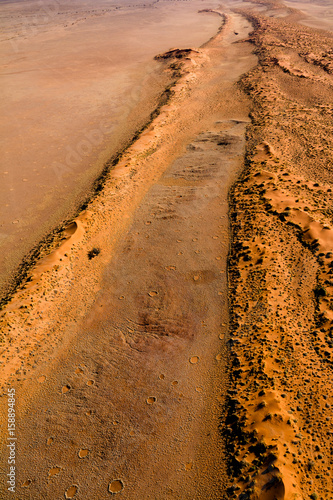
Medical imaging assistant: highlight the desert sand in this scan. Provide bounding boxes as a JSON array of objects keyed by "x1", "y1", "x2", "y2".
[
  {"x1": 0, "y1": 0, "x2": 332, "y2": 499},
  {"x1": 0, "y1": 0, "x2": 222, "y2": 298}
]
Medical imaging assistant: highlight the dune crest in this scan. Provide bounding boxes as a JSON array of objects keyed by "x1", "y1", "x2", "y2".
[{"x1": 226, "y1": 1, "x2": 333, "y2": 498}]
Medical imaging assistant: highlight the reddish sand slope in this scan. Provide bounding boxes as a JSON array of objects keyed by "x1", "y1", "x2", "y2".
[{"x1": 0, "y1": 12, "x2": 256, "y2": 499}]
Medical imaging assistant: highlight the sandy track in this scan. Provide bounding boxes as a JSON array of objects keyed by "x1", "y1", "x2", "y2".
[{"x1": 0, "y1": 12, "x2": 256, "y2": 500}]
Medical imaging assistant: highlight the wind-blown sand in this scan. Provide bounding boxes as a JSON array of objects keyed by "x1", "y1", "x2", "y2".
[{"x1": 1, "y1": 0, "x2": 332, "y2": 498}]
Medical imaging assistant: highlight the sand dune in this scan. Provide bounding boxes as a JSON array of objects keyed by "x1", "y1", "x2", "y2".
[
  {"x1": 0, "y1": 10, "x2": 257, "y2": 499},
  {"x1": 226, "y1": 1, "x2": 333, "y2": 498},
  {"x1": 0, "y1": 0, "x2": 332, "y2": 498},
  {"x1": 0, "y1": 0, "x2": 222, "y2": 298}
]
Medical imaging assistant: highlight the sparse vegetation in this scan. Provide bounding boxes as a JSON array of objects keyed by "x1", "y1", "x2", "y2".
[{"x1": 88, "y1": 247, "x2": 101, "y2": 260}]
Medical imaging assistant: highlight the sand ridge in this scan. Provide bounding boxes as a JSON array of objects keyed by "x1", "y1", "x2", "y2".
[
  {"x1": 225, "y1": 1, "x2": 333, "y2": 498},
  {"x1": 0, "y1": 10, "x2": 257, "y2": 499},
  {"x1": 0, "y1": 9, "x2": 255, "y2": 388},
  {"x1": 0, "y1": 0, "x2": 223, "y2": 298}
]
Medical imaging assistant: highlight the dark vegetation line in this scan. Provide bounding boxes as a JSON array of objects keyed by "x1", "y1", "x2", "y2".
[{"x1": 223, "y1": 10, "x2": 263, "y2": 496}]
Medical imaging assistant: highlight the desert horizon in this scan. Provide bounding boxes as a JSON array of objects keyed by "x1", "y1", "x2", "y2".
[{"x1": 0, "y1": 0, "x2": 332, "y2": 499}]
